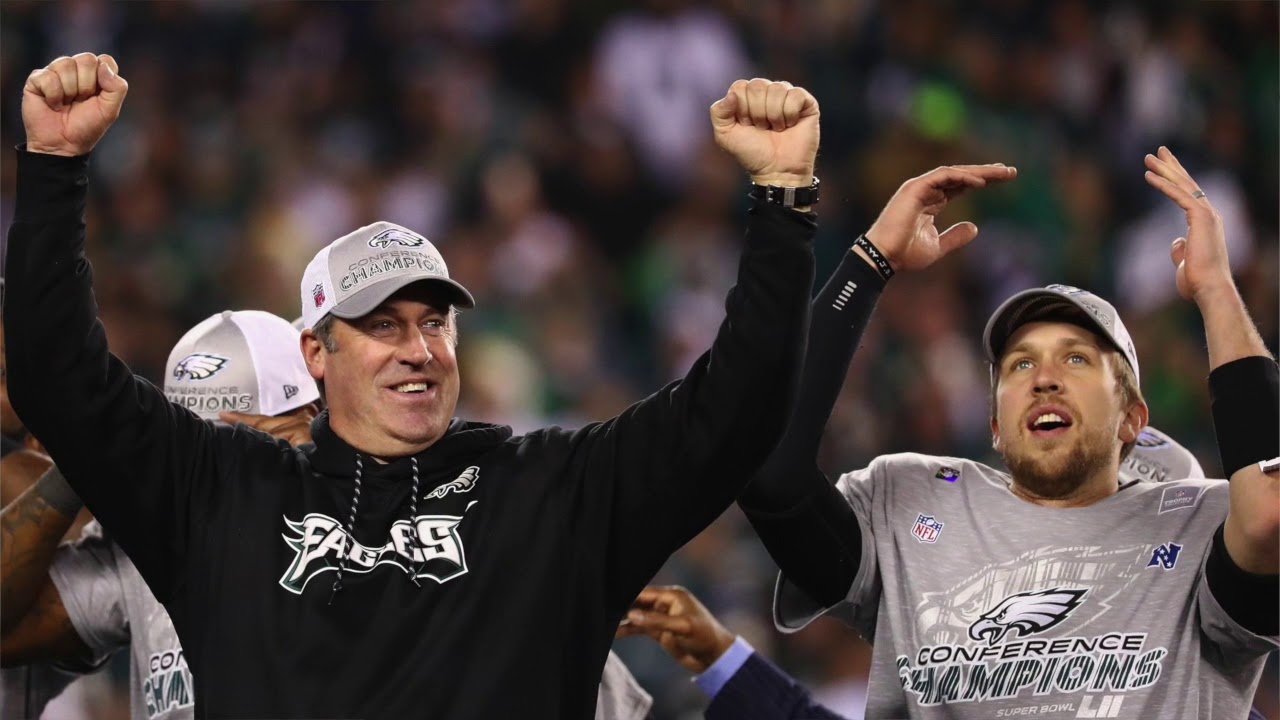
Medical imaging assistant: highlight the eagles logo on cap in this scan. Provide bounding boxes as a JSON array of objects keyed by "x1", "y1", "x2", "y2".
[
  {"x1": 368, "y1": 228, "x2": 426, "y2": 249},
  {"x1": 173, "y1": 353, "x2": 228, "y2": 381}
]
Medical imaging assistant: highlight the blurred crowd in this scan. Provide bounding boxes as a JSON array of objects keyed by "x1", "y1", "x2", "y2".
[{"x1": 1, "y1": 0, "x2": 1276, "y2": 718}]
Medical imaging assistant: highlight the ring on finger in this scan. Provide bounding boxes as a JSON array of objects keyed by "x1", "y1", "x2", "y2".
[{"x1": 1191, "y1": 190, "x2": 1206, "y2": 200}]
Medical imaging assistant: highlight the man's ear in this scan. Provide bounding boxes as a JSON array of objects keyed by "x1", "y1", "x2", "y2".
[
  {"x1": 301, "y1": 331, "x2": 326, "y2": 383},
  {"x1": 1119, "y1": 399, "x2": 1150, "y2": 445}
]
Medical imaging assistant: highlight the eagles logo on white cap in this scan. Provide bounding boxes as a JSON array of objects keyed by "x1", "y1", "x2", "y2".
[
  {"x1": 165, "y1": 311, "x2": 320, "y2": 421},
  {"x1": 299, "y1": 221, "x2": 475, "y2": 330},
  {"x1": 983, "y1": 284, "x2": 1140, "y2": 386}
]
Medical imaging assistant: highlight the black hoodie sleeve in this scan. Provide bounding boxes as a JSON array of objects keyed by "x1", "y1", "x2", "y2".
[
  {"x1": 737, "y1": 250, "x2": 884, "y2": 608},
  {"x1": 4, "y1": 148, "x2": 224, "y2": 603},
  {"x1": 576, "y1": 199, "x2": 815, "y2": 613}
]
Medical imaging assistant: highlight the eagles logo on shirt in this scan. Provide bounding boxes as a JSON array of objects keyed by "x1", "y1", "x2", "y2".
[
  {"x1": 899, "y1": 551, "x2": 1171, "y2": 709},
  {"x1": 278, "y1": 502, "x2": 477, "y2": 594},
  {"x1": 967, "y1": 587, "x2": 1087, "y2": 645}
]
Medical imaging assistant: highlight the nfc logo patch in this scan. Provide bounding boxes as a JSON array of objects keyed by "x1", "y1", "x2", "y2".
[{"x1": 1146, "y1": 542, "x2": 1182, "y2": 570}]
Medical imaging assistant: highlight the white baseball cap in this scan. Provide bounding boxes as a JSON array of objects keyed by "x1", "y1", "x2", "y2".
[
  {"x1": 983, "y1": 284, "x2": 1140, "y2": 386},
  {"x1": 299, "y1": 221, "x2": 475, "y2": 330},
  {"x1": 1121, "y1": 426, "x2": 1205, "y2": 482},
  {"x1": 165, "y1": 310, "x2": 320, "y2": 420}
]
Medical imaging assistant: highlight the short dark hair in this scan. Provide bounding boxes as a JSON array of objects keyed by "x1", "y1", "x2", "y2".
[{"x1": 312, "y1": 314, "x2": 338, "y2": 353}]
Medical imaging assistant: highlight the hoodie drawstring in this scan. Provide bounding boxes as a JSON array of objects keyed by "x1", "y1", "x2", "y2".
[
  {"x1": 328, "y1": 454, "x2": 365, "y2": 605},
  {"x1": 406, "y1": 457, "x2": 423, "y2": 587},
  {"x1": 328, "y1": 454, "x2": 428, "y2": 602}
]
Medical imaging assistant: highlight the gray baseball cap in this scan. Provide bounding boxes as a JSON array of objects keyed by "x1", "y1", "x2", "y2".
[
  {"x1": 983, "y1": 284, "x2": 1139, "y2": 386},
  {"x1": 299, "y1": 221, "x2": 475, "y2": 330}
]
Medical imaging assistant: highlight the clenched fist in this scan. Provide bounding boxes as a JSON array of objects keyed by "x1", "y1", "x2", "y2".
[
  {"x1": 710, "y1": 79, "x2": 819, "y2": 189},
  {"x1": 23, "y1": 53, "x2": 128, "y2": 157}
]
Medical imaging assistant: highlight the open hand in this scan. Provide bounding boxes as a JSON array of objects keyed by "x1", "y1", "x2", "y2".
[
  {"x1": 864, "y1": 164, "x2": 1017, "y2": 273},
  {"x1": 1143, "y1": 146, "x2": 1234, "y2": 305}
]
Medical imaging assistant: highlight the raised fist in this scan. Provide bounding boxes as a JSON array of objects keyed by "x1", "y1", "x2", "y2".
[
  {"x1": 22, "y1": 53, "x2": 128, "y2": 157},
  {"x1": 710, "y1": 79, "x2": 819, "y2": 188}
]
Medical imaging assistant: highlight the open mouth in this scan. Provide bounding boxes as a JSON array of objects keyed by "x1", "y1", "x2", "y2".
[{"x1": 1026, "y1": 407, "x2": 1074, "y2": 435}]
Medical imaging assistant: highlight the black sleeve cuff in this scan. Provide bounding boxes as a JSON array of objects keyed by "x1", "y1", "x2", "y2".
[
  {"x1": 1205, "y1": 522, "x2": 1279, "y2": 636},
  {"x1": 743, "y1": 196, "x2": 818, "y2": 246},
  {"x1": 1209, "y1": 356, "x2": 1279, "y2": 477},
  {"x1": 13, "y1": 146, "x2": 90, "y2": 223}
]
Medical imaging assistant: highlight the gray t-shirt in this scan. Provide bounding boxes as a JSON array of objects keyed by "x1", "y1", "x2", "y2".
[
  {"x1": 0, "y1": 666, "x2": 78, "y2": 720},
  {"x1": 48, "y1": 522, "x2": 192, "y2": 720},
  {"x1": 596, "y1": 650, "x2": 653, "y2": 720},
  {"x1": 50, "y1": 523, "x2": 649, "y2": 720},
  {"x1": 774, "y1": 453, "x2": 1277, "y2": 719}
]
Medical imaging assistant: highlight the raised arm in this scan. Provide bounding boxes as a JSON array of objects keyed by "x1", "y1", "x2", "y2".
[
  {"x1": 740, "y1": 164, "x2": 1017, "y2": 609},
  {"x1": 1144, "y1": 147, "x2": 1278, "y2": 633},
  {"x1": 6, "y1": 54, "x2": 222, "y2": 601},
  {"x1": 586, "y1": 80, "x2": 819, "y2": 607}
]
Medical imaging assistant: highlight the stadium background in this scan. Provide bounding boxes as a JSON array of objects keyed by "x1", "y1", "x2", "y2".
[{"x1": 1, "y1": 0, "x2": 1276, "y2": 717}]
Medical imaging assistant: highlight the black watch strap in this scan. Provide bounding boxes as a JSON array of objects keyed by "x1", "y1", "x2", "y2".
[{"x1": 749, "y1": 177, "x2": 820, "y2": 208}]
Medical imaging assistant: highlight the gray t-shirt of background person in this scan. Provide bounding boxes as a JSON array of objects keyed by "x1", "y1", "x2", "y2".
[
  {"x1": 774, "y1": 453, "x2": 1278, "y2": 720},
  {"x1": 49, "y1": 521, "x2": 192, "y2": 720},
  {"x1": 50, "y1": 523, "x2": 653, "y2": 720}
]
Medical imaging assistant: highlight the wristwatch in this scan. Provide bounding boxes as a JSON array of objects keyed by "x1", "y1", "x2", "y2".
[{"x1": 749, "y1": 177, "x2": 820, "y2": 208}]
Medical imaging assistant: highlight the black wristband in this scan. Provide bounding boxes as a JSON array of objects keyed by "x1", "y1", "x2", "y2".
[
  {"x1": 853, "y1": 234, "x2": 894, "y2": 281},
  {"x1": 1205, "y1": 522, "x2": 1279, "y2": 636},
  {"x1": 1208, "y1": 356, "x2": 1279, "y2": 477}
]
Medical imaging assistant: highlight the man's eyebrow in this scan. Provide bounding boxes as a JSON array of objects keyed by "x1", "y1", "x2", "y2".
[{"x1": 1003, "y1": 335, "x2": 1101, "y2": 360}]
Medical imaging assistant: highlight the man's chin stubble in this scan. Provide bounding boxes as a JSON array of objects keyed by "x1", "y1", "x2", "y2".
[{"x1": 1003, "y1": 439, "x2": 1111, "y2": 500}]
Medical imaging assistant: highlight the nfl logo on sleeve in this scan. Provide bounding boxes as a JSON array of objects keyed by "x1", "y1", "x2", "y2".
[{"x1": 912, "y1": 514, "x2": 944, "y2": 543}]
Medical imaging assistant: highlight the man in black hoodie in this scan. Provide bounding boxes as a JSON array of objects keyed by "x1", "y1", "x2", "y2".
[{"x1": 6, "y1": 53, "x2": 817, "y2": 718}]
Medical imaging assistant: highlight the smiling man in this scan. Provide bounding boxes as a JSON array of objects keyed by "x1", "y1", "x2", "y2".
[
  {"x1": 736, "y1": 149, "x2": 1278, "y2": 718},
  {"x1": 5, "y1": 53, "x2": 818, "y2": 718}
]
